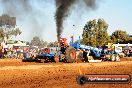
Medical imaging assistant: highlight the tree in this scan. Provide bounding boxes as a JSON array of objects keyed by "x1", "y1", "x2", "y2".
[
  {"x1": 31, "y1": 36, "x2": 41, "y2": 46},
  {"x1": 31, "y1": 36, "x2": 48, "y2": 48},
  {"x1": 0, "y1": 14, "x2": 22, "y2": 41},
  {"x1": 11, "y1": 28, "x2": 22, "y2": 37},
  {"x1": 41, "y1": 41, "x2": 48, "y2": 48},
  {"x1": 0, "y1": 28, "x2": 5, "y2": 41},
  {"x1": 127, "y1": 35, "x2": 132, "y2": 43},
  {"x1": 53, "y1": 41, "x2": 58, "y2": 47},
  {"x1": 5, "y1": 27, "x2": 22, "y2": 39},
  {"x1": 47, "y1": 42, "x2": 54, "y2": 47},
  {"x1": 111, "y1": 30, "x2": 128, "y2": 43},
  {"x1": 82, "y1": 18, "x2": 110, "y2": 46}
]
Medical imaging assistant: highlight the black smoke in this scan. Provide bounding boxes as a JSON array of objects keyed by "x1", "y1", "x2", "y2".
[
  {"x1": 55, "y1": 0, "x2": 98, "y2": 40},
  {"x1": 55, "y1": 0, "x2": 76, "y2": 39},
  {"x1": 0, "y1": 0, "x2": 99, "y2": 41}
]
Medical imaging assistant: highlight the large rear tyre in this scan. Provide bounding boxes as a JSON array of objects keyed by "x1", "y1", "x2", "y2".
[
  {"x1": 65, "y1": 47, "x2": 76, "y2": 63},
  {"x1": 76, "y1": 50, "x2": 84, "y2": 63}
]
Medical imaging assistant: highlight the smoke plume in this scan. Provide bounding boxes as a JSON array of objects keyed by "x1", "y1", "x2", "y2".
[
  {"x1": 0, "y1": 0, "x2": 99, "y2": 41},
  {"x1": 55, "y1": 0, "x2": 76, "y2": 39},
  {"x1": 55, "y1": 0, "x2": 98, "y2": 39},
  {"x1": 0, "y1": 0, "x2": 51, "y2": 40}
]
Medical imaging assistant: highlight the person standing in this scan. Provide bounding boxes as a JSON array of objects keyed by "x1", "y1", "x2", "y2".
[
  {"x1": 16, "y1": 47, "x2": 21, "y2": 59},
  {"x1": 83, "y1": 49, "x2": 88, "y2": 62}
]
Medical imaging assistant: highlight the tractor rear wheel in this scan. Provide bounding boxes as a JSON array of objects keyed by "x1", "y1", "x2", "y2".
[
  {"x1": 65, "y1": 47, "x2": 76, "y2": 63},
  {"x1": 76, "y1": 50, "x2": 84, "y2": 63}
]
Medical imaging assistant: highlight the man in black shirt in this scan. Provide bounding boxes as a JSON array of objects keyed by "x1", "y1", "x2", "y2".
[{"x1": 83, "y1": 49, "x2": 88, "y2": 62}]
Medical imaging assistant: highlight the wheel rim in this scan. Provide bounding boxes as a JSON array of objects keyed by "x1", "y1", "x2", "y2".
[{"x1": 70, "y1": 51, "x2": 76, "y2": 60}]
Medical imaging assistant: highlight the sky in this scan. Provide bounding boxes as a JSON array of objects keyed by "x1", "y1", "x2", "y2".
[{"x1": 0, "y1": 0, "x2": 132, "y2": 43}]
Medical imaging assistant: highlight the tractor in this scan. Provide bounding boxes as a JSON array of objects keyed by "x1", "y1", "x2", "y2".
[
  {"x1": 34, "y1": 37, "x2": 76, "y2": 63},
  {"x1": 54, "y1": 37, "x2": 77, "y2": 63}
]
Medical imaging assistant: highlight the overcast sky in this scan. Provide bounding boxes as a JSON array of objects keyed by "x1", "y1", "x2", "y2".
[{"x1": 0, "y1": 0, "x2": 132, "y2": 43}]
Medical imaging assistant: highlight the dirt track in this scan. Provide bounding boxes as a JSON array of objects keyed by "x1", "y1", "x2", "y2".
[{"x1": 0, "y1": 59, "x2": 132, "y2": 88}]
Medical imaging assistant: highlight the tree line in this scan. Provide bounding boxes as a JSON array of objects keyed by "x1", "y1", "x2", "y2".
[
  {"x1": 30, "y1": 36, "x2": 58, "y2": 48},
  {"x1": 82, "y1": 18, "x2": 132, "y2": 46}
]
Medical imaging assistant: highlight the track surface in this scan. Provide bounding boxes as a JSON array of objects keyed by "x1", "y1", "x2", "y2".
[{"x1": 0, "y1": 58, "x2": 132, "y2": 88}]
